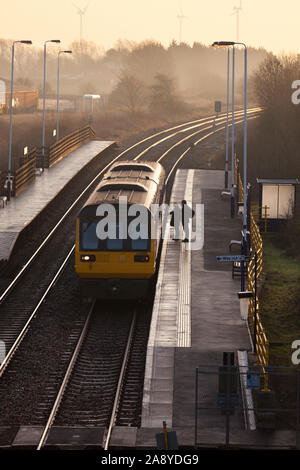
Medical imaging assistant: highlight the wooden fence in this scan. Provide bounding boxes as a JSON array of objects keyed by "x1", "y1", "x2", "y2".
[
  {"x1": 38, "y1": 125, "x2": 95, "y2": 168},
  {"x1": 13, "y1": 148, "x2": 37, "y2": 197},
  {"x1": 0, "y1": 125, "x2": 96, "y2": 197}
]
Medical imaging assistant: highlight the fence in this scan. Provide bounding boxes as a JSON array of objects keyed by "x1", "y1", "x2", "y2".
[
  {"x1": 234, "y1": 154, "x2": 269, "y2": 388},
  {"x1": 0, "y1": 125, "x2": 96, "y2": 197},
  {"x1": 195, "y1": 365, "x2": 300, "y2": 449},
  {"x1": 13, "y1": 148, "x2": 37, "y2": 196},
  {"x1": 39, "y1": 125, "x2": 95, "y2": 168}
]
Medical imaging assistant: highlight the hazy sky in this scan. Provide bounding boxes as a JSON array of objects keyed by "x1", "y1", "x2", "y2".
[{"x1": 1, "y1": 0, "x2": 299, "y2": 54}]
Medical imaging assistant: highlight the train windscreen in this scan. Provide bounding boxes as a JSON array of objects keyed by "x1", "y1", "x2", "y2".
[{"x1": 80, "y1": 218, "x2": 151, "y2": 252}]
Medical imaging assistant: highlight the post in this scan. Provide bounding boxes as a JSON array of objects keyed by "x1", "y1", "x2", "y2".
[
  {"x1": 195, "y1": 367, "x2": 198, "y2": 448},
  {"x1": 225, "y1": 355, "x2": 231, "y2": 446},
  {"x1": 56, "y1": 49, "x2": 71, "y2": 142},
  {"x1": 225, "y1": 48, "x2": 230, "y2": 189},
  {"x1": 213, "y1": 117, "x2": 216, "y2": 148},
  {"x1": 242, "y1": 45, "x2": 248, "y2": 252},
  {"x1": 236, "y1": 158, "x2": 240, "y2": 204},
  {"x1": 42, "y1": 40, "x2": 60, "y2": 168},
  {"x1": 162, "y1": 421, "x2": 168, "y2": 450},
  {"x1": 254, "y1": 252, "x2": 257, "y2": 353},
  {"x1": 56, "y1": 53, "x2": 61, "y2": 142},
  {"x1": 264, "y1": 205, "x2": 268, "y2": 232},
  {"x1": 42, "y1": 42, "x2": 47, "y2": 169},
  {"x1": 7, "y1": 42, "x2": 15, "y2": 201},
  {"x1": 7, "y1": 40, "x2": 32, "y2": 199},
  {"x1": 239, "y1": 43, "x2": 248, "y2": 291},
  {"x1": 247, "y1": 183, "x2": 251, "y2": 249},
  {"x1": 231, "y1": 46, "x2": 235, "y2": 218},
  {"x1": 296, "y1": 370, "x2": 300, "y2": 449}
]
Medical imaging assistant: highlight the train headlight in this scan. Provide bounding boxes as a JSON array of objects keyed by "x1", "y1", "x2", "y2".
[
  {"x1": 80, "y1": 254, "x2": 96, "y2": 262},
  {"x1": 134, "y1": 254, "x2": 150, "y2": 262}
]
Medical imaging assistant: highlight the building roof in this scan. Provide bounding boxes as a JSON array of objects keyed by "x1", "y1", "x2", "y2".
[{"x1": 256, "y1": 178, "x2": 299, "y2": 185}]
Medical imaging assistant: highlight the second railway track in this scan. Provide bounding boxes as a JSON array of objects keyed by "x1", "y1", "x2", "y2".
[{"x1": 0, "y1": 108, "x2": 261, "y2": 448}]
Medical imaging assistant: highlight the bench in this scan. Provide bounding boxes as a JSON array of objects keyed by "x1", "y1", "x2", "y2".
[
  {"x1": 220, "y1": 191, "x2": 231, "y2": 200},
  {"x1": 229, "y1": 240, "x2": 242, "y2": 252}
]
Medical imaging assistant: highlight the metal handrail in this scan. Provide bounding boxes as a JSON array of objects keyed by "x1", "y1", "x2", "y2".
[{"x1": 234, "y1": 153, "x2": 269, "y2": 390}]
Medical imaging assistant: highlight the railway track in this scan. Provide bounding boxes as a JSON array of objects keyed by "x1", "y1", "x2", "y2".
[
  {"x1": 0, "y1": 108, "x2": 260, "y2": 363},
  {"x1": 36, "y1": 302, "x2": 144, "y2": 449},
  {"x1": 0, "y1": 107, "x2": 261, "y2": 447}
]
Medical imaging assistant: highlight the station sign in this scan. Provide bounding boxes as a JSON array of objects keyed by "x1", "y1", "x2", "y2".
[{"x1": 216, "y1": 255, "x2": 246, "y2": 263}]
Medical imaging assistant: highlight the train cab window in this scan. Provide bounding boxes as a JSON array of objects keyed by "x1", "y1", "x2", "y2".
[
  {"x1": 80, "y1": 217, "x2": 151, "y2": 251},
  {"x1": 81, "y1": 221, "x2": 98, "y2": 250},
  {"x1": 131, "y1": 238, "x2": 148, "y2": 250},
  {"x1": 107, "y1": 239, "x2": 123, "y2": 249},
  {"x1": 106, "y1": 224, "x2": 123, "y2": 250},
  {"x1": 131, "y1": 223, "x2": 148, "y2": 250}
]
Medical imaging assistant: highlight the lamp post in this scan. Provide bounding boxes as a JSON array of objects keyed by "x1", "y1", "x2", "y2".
[
  {"x1": 7, "y1": 40, "x2": 32, "y2": 201},
  {"x1": 231, "y1": 45, "x2": 236, "y2": 218},
  {"x1": 42, "y1": 39, "x2": 60, "y2": 169},
  {"x1": 56, "y1": 50, "x2": 72, "y2": 142},
  {"x1": 232, "y1": 42, "x2": 248, "y2": 290},
  {"x1": 225, "y1": 48, "x2": 230, "y2": 189},
  {"x1": 213, "y1": 41, "x2": 248, "y2": 290},
  {"x1": 212, "y1": 42, "x2": 235, "y2": 199}
]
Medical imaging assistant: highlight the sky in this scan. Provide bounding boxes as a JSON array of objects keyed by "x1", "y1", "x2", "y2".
[{"x1": 1, "y1": 0, "x2": 299, "y2": 54}]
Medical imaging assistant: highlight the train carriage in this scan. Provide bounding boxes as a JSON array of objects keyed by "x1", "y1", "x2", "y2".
[{"x1": 75, "y1": 161, "x2": 165, "y2": 299}]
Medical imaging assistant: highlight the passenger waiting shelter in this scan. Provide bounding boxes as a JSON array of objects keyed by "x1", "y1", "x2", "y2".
[{"x1": 257, "y1": 178, "x2": 299, "y2": 229}]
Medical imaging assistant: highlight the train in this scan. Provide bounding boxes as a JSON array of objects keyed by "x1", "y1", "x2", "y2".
[
  {"x1": 0, "y1": 90, "x2": 39, "y2": 114},
  {"x1": 75, "y1": 160, "x2": 166, "y2": 299}
]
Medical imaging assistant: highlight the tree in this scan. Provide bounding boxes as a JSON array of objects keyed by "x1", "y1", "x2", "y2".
[
  {"x1": 125, "y1": 41, "x2": 173, "y2": 86},
  {"x1": 254, "y1": 54, "x2": 284, "y2": 107},
  {"x1": 149, "y1": 74, "x2": 186, "y2": 115},
  {"x1": 109, "y1": 73, "x2": 146, "y2": 114}
]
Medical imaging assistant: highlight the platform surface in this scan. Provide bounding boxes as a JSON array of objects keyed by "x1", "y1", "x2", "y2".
[
  {"x1": 141, "y1": 168, "x2": 252, "y2": 442},
  {"x1": 0, "y1": 140, "x2": 114, "y2": 261}
]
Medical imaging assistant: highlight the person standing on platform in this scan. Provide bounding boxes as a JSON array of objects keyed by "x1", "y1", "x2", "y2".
[{"x1": 170, "y1": 200, "x2": 195, "y2": 242}]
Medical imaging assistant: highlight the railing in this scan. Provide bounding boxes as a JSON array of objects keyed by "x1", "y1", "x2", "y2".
[
  {"x1": 47, "y1": 125, "x2": 95, "y2": 168},
  {"x1": 13, "y1": 148, "x2": 37, "y2": 196},
  {"x1": 247, "y1": 254, "x2": 270, "y2": 390},
  {"x1": 1, "y1": 125, "x2": 96, "y2": 198},
  {"x1": 234, "y1": 154, "x2": 270, "y2": 389}
]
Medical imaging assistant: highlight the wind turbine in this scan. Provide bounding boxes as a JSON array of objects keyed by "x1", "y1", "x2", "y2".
[
  {"x1": 73, "y1": 1, "x2": 90, "y2": 45},
  {"x1": 177, "y1": 7, "x2": 187, "y2": 43},
  {"x1": 232, "y1": 0, "x2": 243, "y2": 42}
]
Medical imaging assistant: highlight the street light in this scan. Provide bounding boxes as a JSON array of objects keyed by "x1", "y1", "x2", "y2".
[
  {"x1": 212, "y1": 42, "x2": 235, "y2": 199},
  {"x1": 56, "y1": 50, "x2": 72, "y2": 141},
  {"x1": 42, "y1": 39, "x2": 61, "y2": 169},
  {"x1": 213, "y1": 41, "x2": 248, "y2": 290},
  {"x1": 237, "y1": 42, "x2": 248, "y2": 291},
  {"x1": 7, "y1": 40, "x2": 32, "y2": 201}
]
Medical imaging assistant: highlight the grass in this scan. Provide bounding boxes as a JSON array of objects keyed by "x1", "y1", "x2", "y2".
[{"x1": 260, "y1": 233, "x2": 300, "y2": 366}]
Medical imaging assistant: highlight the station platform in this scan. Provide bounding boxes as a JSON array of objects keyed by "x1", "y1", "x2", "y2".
[
  {"x1": 0, "y1": 140, "x2": 114, "y2": 261},
  {"x1": 138, "y1": 168, "x2": 253, "y2": 447}
]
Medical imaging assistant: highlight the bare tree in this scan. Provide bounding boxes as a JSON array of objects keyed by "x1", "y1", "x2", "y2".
[
  {"x1": 149, "y1": 73, "x2": 187, "y2": 115},
  {"x1": 109, "y1": 73, "x2": 146, "y2": 114}
]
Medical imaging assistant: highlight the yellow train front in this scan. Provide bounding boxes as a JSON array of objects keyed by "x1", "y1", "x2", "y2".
[{"x1": 75, "y1": 161, "x2": 165, "y2": 299}]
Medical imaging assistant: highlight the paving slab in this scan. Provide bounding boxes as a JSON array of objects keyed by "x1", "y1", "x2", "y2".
[{"x1": 141, "y1": 168, "x2": 252, "y2": 442}]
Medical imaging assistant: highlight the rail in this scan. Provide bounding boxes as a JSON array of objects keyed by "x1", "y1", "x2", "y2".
[
  {"x1": 234, "y1": 153, "x2": 269, "y2": 389},
  {"x1": 247, "y1": 254, "x2": 270, "y2": 391},
  {"x1": 47, "y1": 125, "x2": 95, "y2": 168}
]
